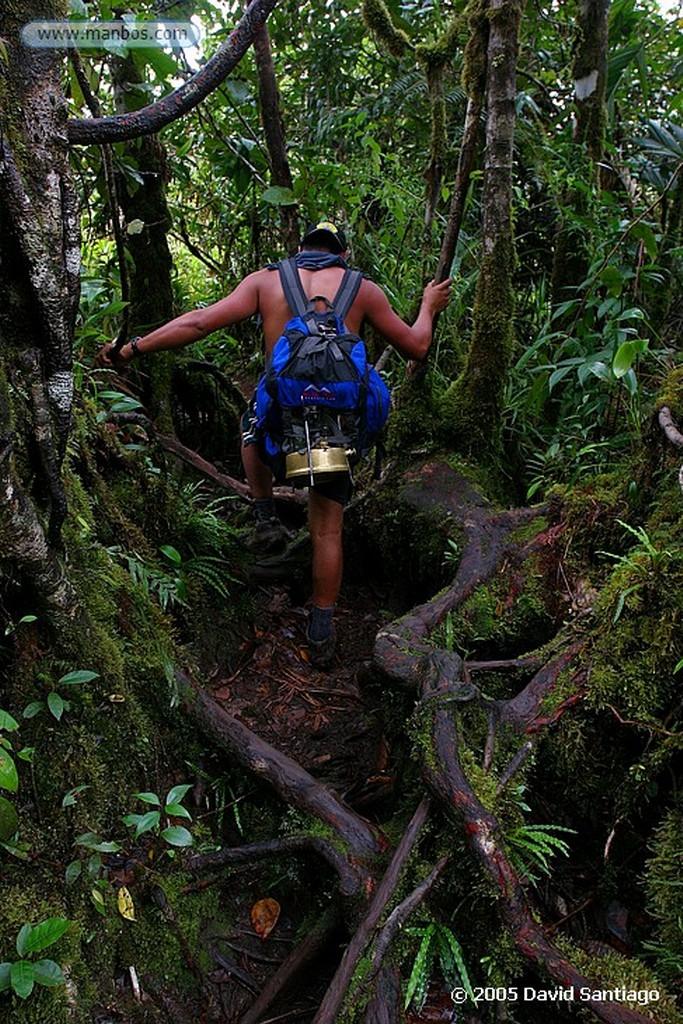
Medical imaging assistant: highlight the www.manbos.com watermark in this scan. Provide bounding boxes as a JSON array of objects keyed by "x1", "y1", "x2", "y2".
[{"x1": 21, "y1": 20, "x2": 202, "y2": 49}]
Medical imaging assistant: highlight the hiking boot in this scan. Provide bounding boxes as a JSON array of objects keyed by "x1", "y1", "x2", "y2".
[
  {"x1": 306, "y1": 625, "x2": 337, "y2": 671},
  {"x1": 245, "y1": 518, "x2": 291, "y2": 554}
]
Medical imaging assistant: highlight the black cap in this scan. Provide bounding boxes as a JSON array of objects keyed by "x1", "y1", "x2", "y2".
[{"x1": 301, "y1": 220, "x2": 347, "y2": 254}]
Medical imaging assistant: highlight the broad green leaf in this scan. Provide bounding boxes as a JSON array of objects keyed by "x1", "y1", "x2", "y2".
[
  {"x1": 134, "y1": 46, "x2": 179, "y2": 82},
  {"x1": 0, "y1": 710, "x2": 19, "y2": 732},
  {"x1": 132, "y1": 791, "x2": 161, "y2": 806},
  {"x1": 87, "y1": 853, "x2": 102, "y2": 877},
  {"x1": 11, "y1": 960, "x2": 34, "y2": 999},
  {"x1": 0, "y1": 749, "x2": 19, "y2": 793},
  {"x1": 159, "y1": 545, "x2": 182, "y2": 566},
  {"x1": 622, "y1": 368, "x2": 638, "y2": 396},
  {"x1": 612, "y1": 341, "x2": 637, "y2": 377},
  {"x1": 16, "y1": 924, "x2": 32, "y2": 956},
  {"x1": 21, "y1": 918, "x2": 71, "y2": 954},
  {"x1": 74, "y1": 832, "x2": 122, "y2": 853},
  {"x1": 0, "y1": 963, "x2": 11, "y2": 991},
  {"x1": 600, "y1": 265, "x2": 623, "y2": 296},
  {"x1": 125, "y1": 810, "x2": 160, "y2": 837},
  {"x1": 548, "y1": 365, "x2": 573, "y2": 391},
  {"x1": 91, "y1": 889, "x2": 106, "y2": 916},
  {"x1": 262, "y1": 185, "x2": 297, "y2": 206},
  {"x1": 0, "y1": 795, "x2": 19, "y2": 840},
  {"x1": 22, "y1": 701, "x2": 44, "y2": 719},
  {"x1": 587, "y1": 361, "x2": 612, "y2": 382},
  {"x1": 62, "y1": 785, "x2": 90, "y2": 807},
  {"x1": 161, "y1": 825, "x2": 193, "y2": 847},
  {"x1": 65, "y1": 859, "x2": 82, "y2": 885},
  {"x1": 58, "y1": 670, "x2": 99, "y2": 686},
  {"x1": 33, "y1": 959, "x2": 65, "y2": 987},
  {"x1": 165, "y1": 783, "x2": 192, "y2": 806},
  {"x1": 164, "y1": 803, "x2": 191, "y2": 820},
  {"x1": 47, "y1": 692, "x2": 68, "y2": 721}
]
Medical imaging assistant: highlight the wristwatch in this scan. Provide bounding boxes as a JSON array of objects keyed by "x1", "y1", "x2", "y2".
[{"x1": 129, "y1": 336, "x2": 142, "y2": 357}]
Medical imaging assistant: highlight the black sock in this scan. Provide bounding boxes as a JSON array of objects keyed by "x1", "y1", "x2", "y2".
[
  {"x1": 254, "y1": 498, "x2": 277, "y2": 523},
  {"x1": 309, "y1": 605, "x2": 334, "y2": 641}
]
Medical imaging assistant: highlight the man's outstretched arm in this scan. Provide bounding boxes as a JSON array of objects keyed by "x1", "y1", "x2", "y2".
[{"x1": 97, "y1": 273, "x2": 263, "y2": 365}]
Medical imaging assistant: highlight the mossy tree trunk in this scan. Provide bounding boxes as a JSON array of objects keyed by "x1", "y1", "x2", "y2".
[
  {"x1": 439, "y1": 0, "x2": 524, "y2": 457},
  {"x1": 0, "y1": 0, "x2": 81, "y2": 625}
]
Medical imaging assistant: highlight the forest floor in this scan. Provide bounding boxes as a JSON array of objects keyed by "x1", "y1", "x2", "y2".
[
  {"x1": 187, "y1": 545, "x2": 461, "y2": 1023},
  {"x1": 206, "y1": 578, "x2": 389, "y2": 801}
]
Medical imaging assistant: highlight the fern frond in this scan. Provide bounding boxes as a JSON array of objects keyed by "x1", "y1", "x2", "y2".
[{"x1": 404, "y1": 924, "x2": 436, "y2": 1011}]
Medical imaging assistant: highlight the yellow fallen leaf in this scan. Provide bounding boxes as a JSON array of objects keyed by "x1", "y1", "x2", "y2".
[
  {"x1": 250, "y1": 897, "x2": 280, "y2": 938},
  {"x1": 117, "y1": 885, "x2": 136, "y2": 922}
]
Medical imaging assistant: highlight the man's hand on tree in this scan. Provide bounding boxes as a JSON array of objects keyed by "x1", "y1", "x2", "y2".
[
  {"x1": 95, "y1": 341, "x2": 134, "y2": 368},
  {"x1": 422, "y1": 277, "x2": 453, "y2": 315}
]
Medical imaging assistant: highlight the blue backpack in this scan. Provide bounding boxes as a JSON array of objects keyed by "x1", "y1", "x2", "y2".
[{"x1": 255, "y1": 258, "x2": 390, "y2": 484}]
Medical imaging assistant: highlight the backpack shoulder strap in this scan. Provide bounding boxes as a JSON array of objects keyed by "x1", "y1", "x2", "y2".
[
  {"x1": 277, "y1": 258, "x2": 309, "y2": 319},
  {"x1": 330, "y1": 270, "x2": 363, "y2": 323}
]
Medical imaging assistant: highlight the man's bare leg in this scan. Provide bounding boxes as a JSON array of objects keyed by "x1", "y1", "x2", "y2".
[
  {"x1": 241, "y1": 440, "x2": 291, "y2": 552},
  {"x1": 242, "y1": 439, "x2": 274, "y2": 500},
  {"x1": 308, "y1": 489, "x2": 344, "y2": 608}
]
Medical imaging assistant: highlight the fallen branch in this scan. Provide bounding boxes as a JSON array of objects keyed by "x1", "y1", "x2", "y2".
[
  {"x1": 497, "y1": 643, "x2": 584, "y2": 732},
  {"x1": 312, "y1": 796, "x2": 431, "y2": 1024},
  {"x1": 177, "y1": 670, "x2": 382, "y2": 863},
  {"x1": 374, "y1": 504, "x2": 545, "y2": 687},
  {"x1": 157, "y1": 432, "x2": 306, "y2": 504},
  {"x1": 367, "y1": 855, "x2": 449, "y2": 983},
  {"x1": 187, "y1": 836, "x2": 362, "y2": 897},
  {"x1": 657, "y1": 406, "x2": 683, "y2": 447}
]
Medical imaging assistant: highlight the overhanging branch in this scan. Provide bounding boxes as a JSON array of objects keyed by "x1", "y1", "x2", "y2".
[{"x1": 67, "y1": 0, "x2": 279, "y2": 145}]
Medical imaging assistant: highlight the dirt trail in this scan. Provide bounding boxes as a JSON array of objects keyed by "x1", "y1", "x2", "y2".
[{"x1": 206, "y1": 581, "x2": 391, "y2": 802}]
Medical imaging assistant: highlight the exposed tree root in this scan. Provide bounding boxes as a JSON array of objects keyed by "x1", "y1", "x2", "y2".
[
  {"x1": 421, "y1": 708, "x2": 651, "y2": 1024},
  {"x1": 239, "y1": 906, "x2": 340, "y2": 1024},
  {"x1": 374, "y1": 503, "x2": 545, "y2": 688},
  {"x1": 177, "y1": 669, "x2": 382, "y2": 864},
  {"x1": 188, "y1": 836, "x2": 362, "y2": 897},
  {"x1": 312, "y1": 796, "x2": 431, "y2": 1024},
  {"x1": 372, "y1": 479, "x2": 653, "y2": 1024}
]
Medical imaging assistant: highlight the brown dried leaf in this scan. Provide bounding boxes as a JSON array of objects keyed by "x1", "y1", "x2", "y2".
[{"x1": 250, "y1": 897, "x2": 280, "y2": 939}]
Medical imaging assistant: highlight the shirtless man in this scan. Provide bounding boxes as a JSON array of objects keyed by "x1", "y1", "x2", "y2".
[{"x1": 99, "y1": 220, "x2": 451, "y2": 668}]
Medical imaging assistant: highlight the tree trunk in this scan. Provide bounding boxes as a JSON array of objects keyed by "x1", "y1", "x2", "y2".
[
  {"x1": 439, "y1": 0, "x2": 524, "y2": 456},
  {"x1": 111, "y1": 55, "x2": 177, "y2": 431},
  {"x1": 253, "y1": 24, "x2": 300, "y2": 254},
  {"x1": 0, "y1": 0, "x2": 81, "y2": 618},
  {"x1": 550, "y1": 0, "x2": 610, "y2": 302}
]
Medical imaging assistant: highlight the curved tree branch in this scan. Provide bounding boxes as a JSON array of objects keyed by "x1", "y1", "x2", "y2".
[
  {"x1": 67, "y1": 0, "x2": 280, "y2": 145},
  {"x1": 658, "y1": 405, "x2": 683, "y2": 448}
]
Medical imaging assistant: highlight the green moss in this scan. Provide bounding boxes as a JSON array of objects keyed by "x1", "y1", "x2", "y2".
[
  {"x1": 434, "y1": 557, "x2": 555, "y2": 660},
  {"x1": 644, "y1": 804, "x2": 683, "y2": 987},
  {"x1": 655, "y1": 366, "x2": 683, "y2": 420},
  {"x1": 438, "y1": 237, "x2": 516, "y2": 457},
  {"x1": 462, "y1": 0, "x2": 489, "y2": 99},
  {"x1": 554, "y1": 936, "x2": 680, "y2": 1023},
  {"x1": 416, "y1": 15, "x2": 465, "y2": 72},
  {"x1": 362, "y1": 0, "x2": 412, "y2": 58}
]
